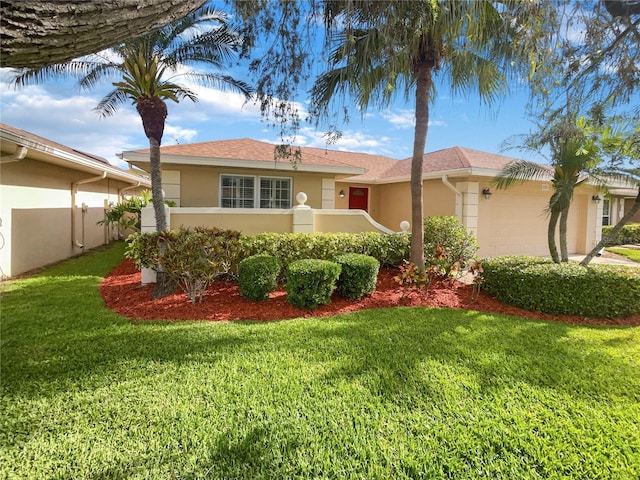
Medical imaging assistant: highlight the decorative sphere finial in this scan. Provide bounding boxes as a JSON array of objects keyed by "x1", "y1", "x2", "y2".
[
  {"x1": 400, "y1": 220, "x2": 410, "y2": 233},
  {"x1": 296, "y1": 192, "x2": 308, "y2": 206}
]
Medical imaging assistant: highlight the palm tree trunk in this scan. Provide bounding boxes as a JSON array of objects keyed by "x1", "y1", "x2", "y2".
[
  {"x1": 548, "y1": 209, "x2": 561, "y2": 263},
  {"x1": 410, "y1": 62, "x2": 432, "y2": 270},
  {"x1": 559, "y1": 206, "x2": 570, "y2": 262},
  {"x1": 148, "y1": 137, "x2": 167, "y2": 232},
  {"x1": 581, "y1": 187, "x2": 640, "y2": 266}
]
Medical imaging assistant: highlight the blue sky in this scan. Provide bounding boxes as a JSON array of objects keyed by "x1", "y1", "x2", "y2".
[{"x1": 0, "y1": 24, "x2": 538, "y2": 171}]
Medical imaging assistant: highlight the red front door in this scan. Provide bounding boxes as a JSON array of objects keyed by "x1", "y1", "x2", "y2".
[{"x1": 348, "y1": 187, "x2": 369, "y2": 212}]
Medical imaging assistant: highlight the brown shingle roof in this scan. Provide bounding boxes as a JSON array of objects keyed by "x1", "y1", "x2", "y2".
[
  {"x1": 0, "y1": 122, "x2": 111, "y2": 165},
  {"x1": 378, "y1": 146, "x2": 520, "y2": 180},
  {"x1": 129, "y1": 139, "x2": 529, "y2": 181},
  {"x1": 132, "y1": 138, "x2": 367, "y2": 170}
]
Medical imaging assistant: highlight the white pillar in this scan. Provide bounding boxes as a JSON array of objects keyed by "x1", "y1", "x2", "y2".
[
  {"x1": 140, "y1": 204, "x2": 170, "y2": 284},
  {"x1": 292, "y1": 192, "x2": 314, "y2": 233}
]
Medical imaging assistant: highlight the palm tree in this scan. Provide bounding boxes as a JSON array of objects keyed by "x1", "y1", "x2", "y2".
[
  {"x1": 310, "y1": 0, "x2": 548, "y2": 269},
  {"x1": 14, "y1": 5, "x2": 253, "y2": 232},
  {"x1": 494, "y1": 128, "x2": 600, "y2": 262}
]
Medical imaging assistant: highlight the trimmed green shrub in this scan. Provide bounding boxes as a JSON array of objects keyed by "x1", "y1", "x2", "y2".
[
  {"x1": 238, "y1": 254, "x2": 281, "y2": 301},
  {"x1": 334, "y1": 253, "x2": 380, "y2": 300},
  {"x1": 286, "y1": 259, "x2": 341, "y2": 310},
  {"x1": 239, "y1": 232, "x2": 410, "y2": 271},
  {"x1": 602, "y1": 223, "x2": 640, "y2": 245},
  {"x1": 424, "y1": 216, "x2": 479, "y2": 277},
  {"x1": 481, "y1": 256, "x2": 640, "y2": 318}
]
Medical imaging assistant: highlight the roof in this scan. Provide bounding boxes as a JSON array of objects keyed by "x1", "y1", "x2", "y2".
[
  {"x1": 377, "y1": 146, "x2": 531, "y2": 181},
  {"x1": 122, "y1": 138, "x2": 367, "y2": 176},
  {"x1": 1, "y1": 122, "x2": 150, "y2": 187},
  {"x1": 121, "y1": 138, "x2": 550, "y2": 183}
]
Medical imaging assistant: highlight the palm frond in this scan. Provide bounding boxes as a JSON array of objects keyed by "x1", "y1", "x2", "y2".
[
  {"x1": 182, "y1": 72, "x2": 253, "y2": 99},
  {"x1": 493, "y1": 160, "x2": 553, "y2": 189},
  {"x1": 94, "y1": 88, "x2": 130, "y2": 117}
]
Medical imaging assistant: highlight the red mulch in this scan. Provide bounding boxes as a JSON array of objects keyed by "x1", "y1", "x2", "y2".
[{"x1": 99, "y1": 259, "x2": 640, "y2": 326}]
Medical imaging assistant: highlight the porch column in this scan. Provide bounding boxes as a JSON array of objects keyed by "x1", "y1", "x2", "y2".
[
  {"x1": 455, "y1": 181, "x2": 479, "y2": 236},
  {"x1": 321, "y1": 178, "x2": 335, "y2": 209},
  {"x1": 140, "y1": 203, "x2": 171, "y2": 284},
  {"x1": 292, "y1": 192, "x2": 314, "y2": 233}
]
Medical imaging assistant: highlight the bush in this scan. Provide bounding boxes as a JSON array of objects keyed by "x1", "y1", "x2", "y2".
[
  {"x1": 286, "y1": 259, "x2": 341, "y2": 309},
  {"x1": 424, "y1": 216, "x2": 479, "y2": 277},
  {"x1": 239, "y1": 232, "x2": 410, "y2": 272},
  {"x1": 334, "y1": 253, "x2": 380, "y2": 300},
  {"x1": 126, "y1": 226, "x2": 242, "y2": 303},
  {"x1": 480, "y1": 256, "x2": 640, "y2": 318},
  {"x1": 602, "y1": 223, "x2": 640, "y2": 245},
  {"x1": 238, "y1": 255, "x2": 281, "y2": 301}
]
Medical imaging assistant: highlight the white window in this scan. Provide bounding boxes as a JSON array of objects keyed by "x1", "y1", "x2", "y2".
[
  {"x1": 602, "y1": 199, "x2": 610, "y2": 226},
  {"x1": 260, "y1": 177, "x2": 291, "y2": 208},
  {"x1": 220, "y1": 175, "x2": 292, "y2": 209}
]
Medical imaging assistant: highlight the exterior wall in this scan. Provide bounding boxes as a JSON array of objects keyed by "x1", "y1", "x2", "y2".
[
  {"x1": 0, "y1": 158, "x2": 135, "y2": 277},
  {"x1": 171, "y1": 208, "x2": 293, "y2": 234},
  {"x1": 313, "y1": 210, "x2": 394, "y2": 234},
  {"x1": 624, "y1": 198, "x2": 640, "y2": 223},
  {"x1": 334, "y1": 182, "x2": 380, "y2": 218},
  {"x1": 375, "y1": 179, "x2": 456, "y2": 232},
  {"x1": 160, "y1": 164, "x2": 327, "y2": 209},
  {"x1": 169, "y1": 207, "x2": 393, "y2": 235}
]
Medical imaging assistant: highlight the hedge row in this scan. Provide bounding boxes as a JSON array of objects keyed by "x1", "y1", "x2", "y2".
[
  {"x1": 601, "y1": 223, "x2": 640, "y2": 245},
  {"x1": 480, "y1": 256, "x2": 640, "y2": 318}
]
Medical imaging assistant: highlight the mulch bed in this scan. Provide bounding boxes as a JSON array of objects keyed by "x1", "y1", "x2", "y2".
[{"x1": 99, "y1": 259, "x2": 640, "y2": 326}]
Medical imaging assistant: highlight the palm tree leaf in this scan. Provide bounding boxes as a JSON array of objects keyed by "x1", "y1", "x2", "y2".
[
  {"x1": 493, "y1": 160, "x2": 553, "y2": 189},
  {"x1": 94, "y1": 88, "x2": 130, "y2": 117}
]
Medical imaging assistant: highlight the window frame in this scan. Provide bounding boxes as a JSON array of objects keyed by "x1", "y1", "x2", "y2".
[
  {"x1": 602, "y1": 198, "x2": 611, "y2": 226},
  {"x1": 219, "y1": 174, "x2": 293, "y2": 209}
]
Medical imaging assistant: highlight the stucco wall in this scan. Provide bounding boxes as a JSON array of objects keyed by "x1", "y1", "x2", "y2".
[
  {"x1": 161, "y1": 164, "x2": 328, "y2": 209},
  {"x1": 171, "y1": 209, "x2": 293, "y2": 234},
  {"x1": 0, "y1": 158, "x2": 137, "y2": 277},
  {"x1": 374, "y1": 180, "x2": 456, "y2": 232}
]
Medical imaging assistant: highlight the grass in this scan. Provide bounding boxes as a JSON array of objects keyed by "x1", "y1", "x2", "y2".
[
  {"x1": 1, "y1": 243, "x2": 639, "y2": 479},
  {"x1": 606, "y1": 246, "x2": 640, "y2": 262}
]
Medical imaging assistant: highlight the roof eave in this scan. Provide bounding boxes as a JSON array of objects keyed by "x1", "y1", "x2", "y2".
[
  {"x1": 1, "y1": 129, "x2": 151, "y2": 187},
  {"x1": 122, "y1": 152, "x2": 366, "y2": 176}
]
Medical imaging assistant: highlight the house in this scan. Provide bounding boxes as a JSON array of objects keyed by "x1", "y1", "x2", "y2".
[
  {"x1": 0, "y1": 123, "x2": 150, "y2": 278},
  {"x1": 122, "y1": 138, "x2": 619, "y2": 258}
]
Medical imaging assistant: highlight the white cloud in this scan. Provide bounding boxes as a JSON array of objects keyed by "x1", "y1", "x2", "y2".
[{"x1": 382, "y1": 108, "x2": 447, "y2": 129}]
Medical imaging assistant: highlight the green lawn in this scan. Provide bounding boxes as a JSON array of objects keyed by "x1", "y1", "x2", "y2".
[
  {"x1": 1, "y1": 243, "x2": 639, "y2": 479},
  {"x1": 606, "y1": 246, "x2": 640, "y2": 262}
]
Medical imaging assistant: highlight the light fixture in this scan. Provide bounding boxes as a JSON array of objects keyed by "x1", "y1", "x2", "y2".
[
  {"x1": 592, "y1": 195, "x2": 601, "y2": 203},
  {"x1": 482, "y1": 187, "x2": 492, "y2": 200},
  {"x1": 339, "y1": 190, "x2": 345, "y2": 199}
]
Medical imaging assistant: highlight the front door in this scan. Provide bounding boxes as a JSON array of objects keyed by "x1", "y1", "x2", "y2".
[{"x1": 348, "y1": 187, "x2": 369, "y2": 212}]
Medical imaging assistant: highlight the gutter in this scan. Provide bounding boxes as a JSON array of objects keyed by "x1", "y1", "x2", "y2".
[
  {"x1": 118, "y1": 181, "x2": 142, "y2": 200},
  {"x1": 71, "y1": 172, "x2": 107, "y2": 249},
  {"x1": 441, "y1": 175, "x2": 463, "y2": 219}
]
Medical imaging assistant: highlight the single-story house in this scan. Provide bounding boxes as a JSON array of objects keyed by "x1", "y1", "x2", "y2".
[
  {"x1": 122, "y1": 138, "x2": 632, "y2": 258},
  {"x1": 0, "y1": 122, "x2": 150, "y2": 278}
]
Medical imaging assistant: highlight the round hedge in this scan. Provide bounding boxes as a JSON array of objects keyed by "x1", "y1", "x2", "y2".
[
  {"x1": 286, "y1": 259, "x2": 341, "y2": 310},
  {"x1": 238, "y1": 254, "x2": 281, "y2": 301},
  {"x1": 334, "y1": 253, "x2": 380, "y2": 300}
]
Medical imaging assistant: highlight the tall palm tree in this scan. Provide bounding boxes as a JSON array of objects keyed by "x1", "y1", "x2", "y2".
[
  {"x1": 311, "y1": 0, "x2": 548, "y2": 269},
  {"x1": 494, "y1": 132, "x2": 600, "y2": 262},
  {"x1": 14, "y1": 5, "x2": 253, "y2": 232}
]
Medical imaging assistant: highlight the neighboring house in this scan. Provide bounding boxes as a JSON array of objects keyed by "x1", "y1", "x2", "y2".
[
  {"x1": 0, "y1": 123, "x2": 150, "y2": 278},
  {"x1": 122, "y1": 138, "x2": 618, "y2": 258}
]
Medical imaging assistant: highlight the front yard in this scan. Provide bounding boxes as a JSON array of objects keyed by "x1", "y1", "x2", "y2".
[{"x1": 1, "y1": 243, "x2": 639, "y2": 479}]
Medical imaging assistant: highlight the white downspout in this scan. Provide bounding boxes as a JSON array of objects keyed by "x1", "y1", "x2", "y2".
[
  {"x1": 441, "y1": 175, "x2": 463, "y2": 219},
  {"x1": 71, "y1": 172, "x2": 107, "y2": 249},
  {"x1": 118, "y1": 181, "x2": 141, "y2": 200}
]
